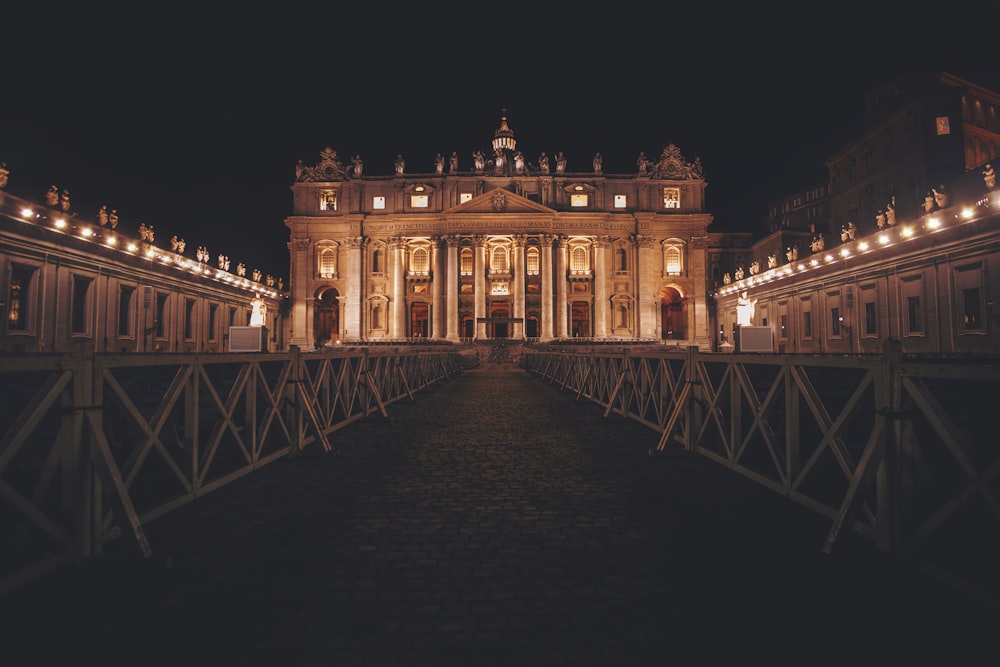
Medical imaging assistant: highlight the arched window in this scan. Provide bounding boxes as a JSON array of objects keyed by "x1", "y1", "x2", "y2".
[
  {"x1": 372, "y1": 248, "x2": 382, "y2": 273},
  {"x1": 570, "y1": 246, "x2": 588, "y2": 273},
  {"x1": 492, "y1": 246, "x2": 508, "y2": 272},
  {"x1": 617, "y1": 247, "x2": 627, "y2": 272},
  {"x1": 665, "y1": 247, "x2": 682, "y2": 275},
  {"x1": 460, "y1": 247, "x2": 473, "y2": 275},
  {"x1": 526, "y1": 247, "x2": 540, "y2": 275},
  {"x1": 662, "y1": 240, "x2": 684, "y2": 276},
  {"x1": 411, "y1": 247, "x2": 429, "y2": 274},
  {"x1": 318, "y1": 247, "x2": 337, "y2": 278}
]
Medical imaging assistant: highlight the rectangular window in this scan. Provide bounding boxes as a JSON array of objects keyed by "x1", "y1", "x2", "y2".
[
  {"x1": 460, "y1": 193, "x2": 473, "y2": 204},
  {"x1": 907, "y1": 296, "x2": 922, "y2": 334},
  {"x1": 780, "y1": 314, "x2": 788, "y2": 340},
  {"x1": 864, "y1": 302, "x2": 877, "y2": 336},
  {"x1": 8, "y1": 265, "x2": 36, "y2": 332},
  {"x1": 208, "y1": 303, "x2": 219, "y2": 341},
  {"x1": 802, "y1": 311, "x2": 812, "y2": 338},
  {"x1": 184, "y1": 299, "x2": 196, "y2": 339},
  {"x1": 570, "y1": 193, "x2": 589, "y2": 207},
  {"x1": 118, "y1": 285, "x2": 135, "y2": 336},
  {"x1": 663, "y1": 187, "x2": 680, "y2": 209},
  {"x1": 962, "y1": 287, "x2": 983, "y2": 330},
  {"x1": 613, "y1": 194, "x2": 627, "y2": 208},
  {"x1": 155, "y1": 293, "x2": 169, "y2": 338},
  {"x1": 954, "y1": 263, "x2": 985, "y2": 333},
  {"x1": 320, "y1": 190, "x2": 337, "y2": 211},
  {"x1": 831, "y1": 307, "x2": 841, "y2": 337},
  {"x1": 71, "y1": 276, "x2": 93, "y2": 335},
  {"x1": 373, "y1": 196, "x2": 386, "y2": 210},
  {"x1": 526, "y1": 250, "x2": 539, "y2": 274},
  {"x1": 410, "y1": 195, "x2": 429, "y2": 208},
  {"x1": 665, "y1": 247, "x2": 681, "y2": 275}
]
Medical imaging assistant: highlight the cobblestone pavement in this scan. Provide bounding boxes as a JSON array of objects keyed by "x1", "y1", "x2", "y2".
[{"x1": 3, "y1": 365, "x2": 998, "y2": 666}]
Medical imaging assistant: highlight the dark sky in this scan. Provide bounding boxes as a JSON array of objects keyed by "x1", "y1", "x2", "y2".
[{"x1": 2, "y1": 8, "x2": 996, "y2": 284}]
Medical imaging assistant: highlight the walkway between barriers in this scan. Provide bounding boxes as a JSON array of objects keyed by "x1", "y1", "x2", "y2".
[{"x1": 3, "y1": 365, "x2": 996, "y2": 666}]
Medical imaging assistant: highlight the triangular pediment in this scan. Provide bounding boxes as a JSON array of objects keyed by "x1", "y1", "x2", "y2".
[{"x1": 444, "y1": 188, "x2": 555, "y2": 215}]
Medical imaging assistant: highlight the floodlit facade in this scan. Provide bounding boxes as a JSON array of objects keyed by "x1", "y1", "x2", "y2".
[{"x1": 285, "y1": 112, "x2": 714, "y2": 349}]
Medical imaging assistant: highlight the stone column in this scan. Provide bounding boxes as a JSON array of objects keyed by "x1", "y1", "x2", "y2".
[
  {"x1": 689, "y1": 235, "x2": 711, "y2": 348},
  {"x1": 593, "y1": 236, "x2": 609, "y2": 338},
  {"x1": 337, "y1": 296, "x2": 348, "y2": 340},
  {"x1": 636, "y1": 235, "x2": 657, "y2": 339},
  {"x1": 431, "y1": 238, "x2": 441, "y2": 339},
  {"x1": 445, "y1": 236, "x2": 460, "y2": 341},
  {"x1": 390, "y1": 237, "x2": 406, "y2": 339},
  {"x1": 289, "y1": 237, "x2": 311, "y2": 348},
  {"x1": 344, "y1": 236, "x2": 364, "y2": 341},
  {"x1": 541, "y1": 234, "x2": 554, "y2": 341},
  {"x1": 556, "y1": 236, "x2": 567, "y2": 338},
  {"x1": 512, "y1": 234, "x2": 525, "y2": 339},
  {"x1": 474, "y1": 235, "x2": 487, "y2": 339}
]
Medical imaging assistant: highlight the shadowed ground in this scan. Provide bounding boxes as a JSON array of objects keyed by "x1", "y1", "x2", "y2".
[{"x1": 3, "y1": 365, "x2": 997, "y2": 666}]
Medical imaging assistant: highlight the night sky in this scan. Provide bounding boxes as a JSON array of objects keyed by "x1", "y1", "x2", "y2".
[{"x1": 2, "y1": 7, "x2": 996, "y2": 284}]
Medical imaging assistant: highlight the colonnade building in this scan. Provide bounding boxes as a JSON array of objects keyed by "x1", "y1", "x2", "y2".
[{"x1": 285, "y1": 112, "x2": 714, "y2": 349}]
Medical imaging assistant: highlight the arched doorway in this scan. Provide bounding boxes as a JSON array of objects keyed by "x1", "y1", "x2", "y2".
[
  {"x1": 314, "y1": 288, "x2": 339, "y2": 347},
  {"x1": 571, "y1": 301, "x2": 590, "y2": 338},
  {"x1": 660, "y1": 286, "x2": 685, "y2": 340},
  {"x1": 410, "y1": 302, "x2": 429, "y2": 338},
  {"x1": 525, "y1": 314, "x2": 539, "y2": 338},
  {"x1": 490, "y1": 301, "x2": 509, "y2": 338}
]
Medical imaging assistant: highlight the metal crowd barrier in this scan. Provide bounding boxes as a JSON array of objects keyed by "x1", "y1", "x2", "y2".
[
  {"x1": 0, "y1": 346, "x2": 461, "y2": 595},
  {"x1": 523, "y1": 341, "x2": 1000, "y2": 604}
]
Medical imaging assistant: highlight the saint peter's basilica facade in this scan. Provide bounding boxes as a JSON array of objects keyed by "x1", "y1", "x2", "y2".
[{"x1": 284, "y1": 112, "x2": 714, "y2": 349}]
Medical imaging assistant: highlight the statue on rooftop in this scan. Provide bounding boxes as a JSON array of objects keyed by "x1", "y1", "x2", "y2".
[
  {"x1": 46, "y1": 185, "x2": 59, "y2": 207},
  {"x1": 98, "y1": 205, "x2": 108, "y2": 226},
  {"x1": 923, "y1": 192, "x2": 936, "y2": 213},
  {"x1": 434, "y1": 153, "x2": 445, "y2": 174},
  {"x1": 933, "y1": 185, "x2": 948, "y2": 209},
  {"x1": 0, "y1": 162, "x2": 9, "y2": 189},
  {"x1": 555, "y1": 151, "x2": 567, "y2": 175},
  {"x1": 514, "y1": 151, "x2": 525, "y2": 174},
  {"x1": 637, "y1": 152, "x2": 649, "y2": 175},
  {"x1": 538, "y1": 152, "x2": 549, "y2": 174},
  {"x1": 351, "y1": 155, "x2": 363, "y2": 178},
  {"x1": 394, "y1": 154, "x2": 405, "y2": 175},
  {"x1": 449, "y1": 151, "x2": 459, "y2": 173},
  {"x1": 984, "y1": 163, "x2": 996, "y2": 190}
]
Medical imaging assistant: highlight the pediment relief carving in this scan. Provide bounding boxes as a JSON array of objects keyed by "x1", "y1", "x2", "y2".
[{"x1": 444, "y1": 188, "x2": 555, "y2": 214}]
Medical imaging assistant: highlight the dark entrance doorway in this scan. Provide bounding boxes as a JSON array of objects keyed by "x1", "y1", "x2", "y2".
[
  {"x1": 570, "y1": 301, "x2": 590, "y2": 338},
  {"x1": 490, "y1": 301, "x2": 509, "y2": 338},
  {"x1": 314, "y1": 288, "x2": 339, "y2": 346},
  {"x1": 410, "y1": 303, "x2": 429, "y2": 338},
  {"x1": 660, "y1": 287, "x2": 685, "y2": 339}
]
